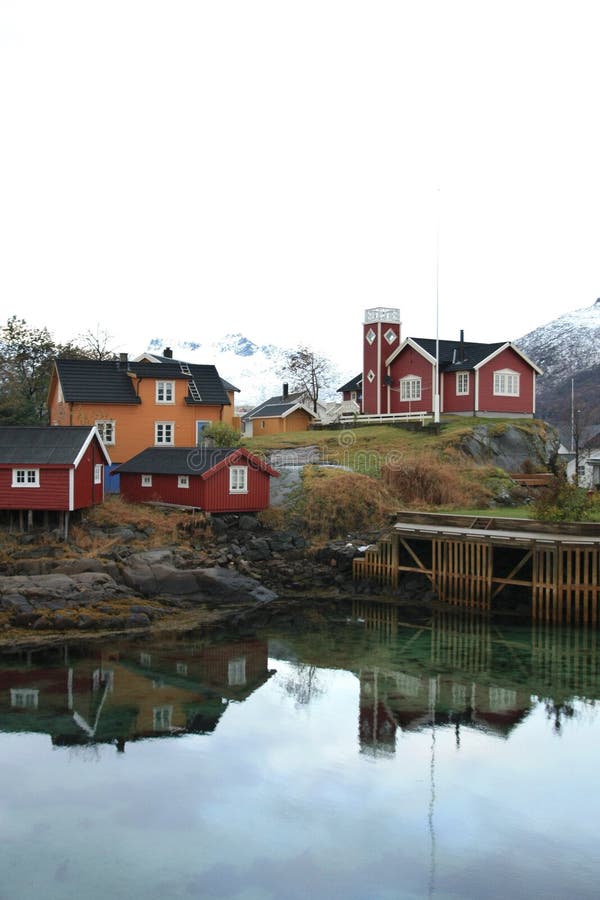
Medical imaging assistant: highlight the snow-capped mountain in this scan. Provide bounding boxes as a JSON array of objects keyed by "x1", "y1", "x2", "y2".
[
  {"x1": 145, "y1": 333, "x2": 346, "y2": 409},
  {"x1": 516, "y1": 298, "x2": 600, "y2": 428}
]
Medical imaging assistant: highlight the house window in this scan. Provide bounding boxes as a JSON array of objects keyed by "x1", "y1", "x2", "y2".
[
  {"x1": 155, "y1": 422, "x2": 174, "y2": 445},
  {"x1": 366, "y1": 328, "x2": 376, "y2": 345},
  {"x1": 400, "y1": 376, "x2": 422, "y2": 401},
  {"x1": 10, "y1": 688, "x2": 39, "y2": 708},
  {"x1": 140, "y1": 652, "x2": 152, "y2": 667},
  {"x1": 178, "y1": 475, "x2": 189, "y2": 488},
  {"x1": 94, "y1": 464, "x2": 103, "y2": 484},
  {"x1": 156, "y1": 380, "x2": 175, "y2": 403},
  {"x1": 228, "y1": 656, "x2": 247, "y2": 686},
  {"x1": 153, "y1": 705, "x2": 173, "y2": 731},
  {"x1": 96, "y1": 420, "x2": 115, "y2": 445},
  {"x1": 176, "y1": 662, "x2": 188, "y2": 676},
  {"x1": 229, "y1": 466, "x2": 248, "y2": 493},
  {"x1": 493, "y1": 370, "x2": 520, "y2": 396},
  {"x1": 456, "y1": 372, "x2": 469, "y2": 395},
  {"x1": 141, "y1": 474, "x2": 153, "y2": 487},
  {"x1": 350, "y1": 391, "x2": 357, "y2": 401},
  {"x1": 12, "y1": 468, "x2": 39, "y2": 487}
]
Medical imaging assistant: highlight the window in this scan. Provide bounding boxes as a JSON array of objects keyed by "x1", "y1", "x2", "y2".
[
  {"x1": 10, "y1": 688, "x2": 39, "y2": 708},
  {"x1": 228, "y1": 656, "x2": 247, "y2": 686},
  {"x1": 177, "y1": 475, "x2": 189, "y2": 488},
  {"x1": 96, "y1": 420, "x2": 115, "y2": 445},
  {"x1": 140, "y1": 652, "x2": 152, "y2": 667},
  {"x1": 141, "y1": 474, "x2": 153, "y2": 487},
  {"x1": 12, "y1": 468, "x2": 39, "y2": 487},
  {"x1": 153, "y1": 705, "x2": 173, "y2": 731},
  {"x1": 155, "y1": 422, "x2": 174, "y2": 445},
  {"x1": 156, "y1": 380, "x2": 175, "y2": 403},
  {"x1": 176, "y1": 662, "x2": 188, "y2": 676},
  {"x1": 493, "y1": 369, "x2": 520, "y2": 396},
  {"x1": 400, "y1": 376, "x2": 422, "y2": 401},
  {"x1": 456, "y1": 372, "x2": 469, "y2": 395},
  {"x1": 94, "y1": 464, "x2": 103, "y2": 484},
  {"x1": 229, "y1": 466, "x2": 248, "y2": 493}
]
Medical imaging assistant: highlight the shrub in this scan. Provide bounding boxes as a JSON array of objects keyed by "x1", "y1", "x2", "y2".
[
  {"x1": 532, "y1": 477, "x2": 594, "y2": 522},
  {"x1": 201, "y1": 422, "x2": 242, "y2": 448}
]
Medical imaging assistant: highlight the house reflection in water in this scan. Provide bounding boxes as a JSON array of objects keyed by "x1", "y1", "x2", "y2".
[
  {"x1": 0, "y1": 636, "x2": 274, "y2": 751},
  {"x1": 355, "y1": 601, "x2": 600, "y2": 757}
]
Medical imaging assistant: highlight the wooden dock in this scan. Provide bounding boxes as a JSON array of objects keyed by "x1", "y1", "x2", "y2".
[{"x1": 353, "y1": 512, "x2": 600, "y2": 626}]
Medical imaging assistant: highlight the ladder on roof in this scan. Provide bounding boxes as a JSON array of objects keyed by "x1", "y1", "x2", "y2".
[
  {"x1": 188, "y1": 380, "x2": 202, "y2": 402},
  {"x1": 180, "y1": 363, "x2": 191, "y2": 375}
]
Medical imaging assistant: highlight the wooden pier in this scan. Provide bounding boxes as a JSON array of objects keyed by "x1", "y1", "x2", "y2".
[{"x1": 353, "y1": 512, "x2": 600, "y2": 626}]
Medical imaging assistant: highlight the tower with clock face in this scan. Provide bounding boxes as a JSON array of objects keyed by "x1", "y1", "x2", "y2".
[{"x1": 362, "y1": 308, "x2": 401, "y2": 414}]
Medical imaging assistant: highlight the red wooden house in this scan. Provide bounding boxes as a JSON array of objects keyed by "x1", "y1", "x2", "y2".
[
  {"x1": 0, "y1": 426, "x2": 111, "y2": 531},
  {"x1": 339, "y1": 308, "x2": 542, "y2": 418},
  {"x1": 113, "y1": 446, "x2": 279, "y2": 513}
]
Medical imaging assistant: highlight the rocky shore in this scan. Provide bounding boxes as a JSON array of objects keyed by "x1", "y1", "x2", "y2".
[{"x1": 0, "y1": 513, "x2": 432, "y2": 648}]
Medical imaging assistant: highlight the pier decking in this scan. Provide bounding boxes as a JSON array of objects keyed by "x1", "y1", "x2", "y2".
[{"x1": 353, "y1": 512, "x2": 600, "y2": 626}]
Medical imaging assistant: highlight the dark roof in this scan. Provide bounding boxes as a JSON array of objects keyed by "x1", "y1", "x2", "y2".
[
  {"x1": 54, "y1": 359, "x2": 141, "y2": 404},
  {"x1": 337, "y1": 374, "x2": 362, "y2": 393},
  {"x1": 0, "y1": 426, "x2": 106, "y2": 465},
  {"x1": 113, "y1": 446, "x2": 278, "y2": 477},
  {"x1": 113, "y1": 447, "x2": 241, "y2": 476},
  {"x1": 136, "y1": 352, "x2": 240, "y2": 393},
  {"x1": 404, "y1": 337, "x2": 506, "y2": 372},
  {"x1": 55, "y1": 358, "x2": 230, "y2": 406},
  {"x1": 244, "y1": 392, "x2": 315, "y2": 420}
]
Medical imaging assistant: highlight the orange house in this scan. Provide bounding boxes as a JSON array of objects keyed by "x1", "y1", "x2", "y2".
[
  {"x1": 241, "y1": 387, "x2": 319, "y2": 437},
  {"x1": 48, "y1": 350, "x2": 240, "y2": 466}
]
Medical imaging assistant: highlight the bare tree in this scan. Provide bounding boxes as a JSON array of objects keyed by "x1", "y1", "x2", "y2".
[
  {"x1": 278, "y1": 345, "x2": 336, "y2": 413},
  {"x1": 76, "y1": 325, "x2": 117, "y2": 360}
]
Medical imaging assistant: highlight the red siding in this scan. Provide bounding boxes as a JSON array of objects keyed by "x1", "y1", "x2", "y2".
[
  {"x1": 362, "y1": 320, "x2": 401, "y2": 415},
  {"x1": 119, "y1": 465, "x2": 273, "y2": 513},
  {"x1": 203, "y1": 464, "x2": 271, "y2": 513},
  {"x1": 388, "y1": 346, "x2": 435, "y2": 414},
  {"x1": 477, "y1": 347, "x2": 535, "y2": 415},
  {"x1": 73, "y1": 436, "x2": 106, "y2": 509},
  {"x1": 442, "y1": 370, "x2": 474, "y2": 414},
  {"x1": 0, "y1": 467, "x2": 70, "y2": 510}
]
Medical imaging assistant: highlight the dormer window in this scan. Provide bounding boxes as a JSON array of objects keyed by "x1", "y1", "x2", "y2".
[{"x1": 156, "y1": 381, "x2": 175, "y2": 403}]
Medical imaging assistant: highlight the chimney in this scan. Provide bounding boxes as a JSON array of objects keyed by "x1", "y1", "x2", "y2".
[
  {"x1": 459, "y1": 329, "x2": 465, "y2": 362},
  {"x1": 163, "y1": 347, "x2": 173, "y2": 358},
  {"x1": 119, "y1": 352, "x2": 128, "y2": 368},
  {"x1": 282, "y1": 383, "x2": 289, "y2": 400}
]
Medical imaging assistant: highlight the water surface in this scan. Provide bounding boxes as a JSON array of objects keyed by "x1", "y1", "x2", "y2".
[{"x1": 0, "y1": 602, "x2": 598, "y2": 899}]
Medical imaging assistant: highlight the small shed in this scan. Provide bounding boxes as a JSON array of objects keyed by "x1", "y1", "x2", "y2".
[
  {"x1": 0, "y1": 426, "x2": 111, "y2": 533},
  {"x1": 113, "y1": 446, "x2": 279, "y2": 513}
]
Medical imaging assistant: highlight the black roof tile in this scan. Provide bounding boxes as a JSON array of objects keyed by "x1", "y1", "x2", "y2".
[
  {"x1": 54, "y1": 359, "x2": 140, "y2": 404},
  {"x1": 113, "y1": 447, "x2": 240, "y2": 476},
  {"x1": 0, "y1": 426, "x2": 101, "y2": 465}
]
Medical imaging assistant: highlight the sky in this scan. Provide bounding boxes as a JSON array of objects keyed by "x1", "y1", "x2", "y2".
[{"x1": 1, "y1": 1, "x2": 599, "y2": 382}]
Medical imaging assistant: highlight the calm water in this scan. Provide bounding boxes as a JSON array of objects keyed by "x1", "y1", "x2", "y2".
[{"x1": 1, "y1": 601, "x2": 599, "y2": 900}]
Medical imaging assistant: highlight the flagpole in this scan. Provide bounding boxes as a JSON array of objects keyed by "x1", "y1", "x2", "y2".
[{"x1": 434, "y1": 189, "x2": 440, "y2": 424}]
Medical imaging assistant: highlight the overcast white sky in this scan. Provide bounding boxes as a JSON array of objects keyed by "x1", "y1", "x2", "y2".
[{"x1": 1, "y1": 1, "x2": 599, "y2": 375}]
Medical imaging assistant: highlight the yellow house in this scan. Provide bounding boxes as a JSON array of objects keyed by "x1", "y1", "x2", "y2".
[
  {"x1": 48, "y1": 350, "x2": 240, "y2": 464},
  {"x1": 242, "y1": 387, "x2": 319, "y2": 437}
]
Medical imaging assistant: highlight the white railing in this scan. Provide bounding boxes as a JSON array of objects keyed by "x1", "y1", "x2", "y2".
[{"x1": 339, "y1": 411, "x2": 433, "y2": 426}]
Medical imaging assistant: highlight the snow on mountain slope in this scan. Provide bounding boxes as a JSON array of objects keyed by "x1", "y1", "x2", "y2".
[{"x1": 517, "y1": 298, "x2": 600, "y2": 382}]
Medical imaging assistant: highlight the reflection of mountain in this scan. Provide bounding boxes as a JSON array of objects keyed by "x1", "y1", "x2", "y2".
[{"x1": 0, "y1": 637, "x2": 274, "y2": 751}]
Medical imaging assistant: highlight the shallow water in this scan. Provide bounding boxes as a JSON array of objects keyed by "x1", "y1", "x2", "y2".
[{"x1": 0, "y1": 601, "x2": 599, "y2": 899}]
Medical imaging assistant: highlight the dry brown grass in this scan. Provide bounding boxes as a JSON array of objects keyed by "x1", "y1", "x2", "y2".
[
  {"x1": 381, "y1": 453, "x2": 493, "y2": 508},
  {"x1": 294, "y1": 466, "x2": 392, "y2": 538}
]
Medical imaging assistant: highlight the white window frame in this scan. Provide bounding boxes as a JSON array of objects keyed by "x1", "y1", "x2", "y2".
[
  {"x1": 141, "y1": 474, "x2": 153, "y2": 487},
  {"x1": 156, "y1": 380, "x2": 175, "y2": 404},
  {"x1": 153, "y1": 705, "x2": 173, "y2": 731},
  {"x1": 229, "y1": 465, "x2": 248, "y2": 494},
  {"x1": 10, "y1": 688, "x2": 39, "y2": 708},
  {"x1": 400, "y1": 375, "x2": 422, "y2": 402},
  {"x1": 456, "y1": 372, "x2": 469, "y2": 395},
  {"x1": 12, "y1": 468, "x2": 40, "y2": 487},
  {"x1": 228, "y1": 656, "x2": 247, "y2": 686},
  {"x1": 493, "y1": 369, "x2": 520, "y2": 397},
  {"x1": 94, "y1": 464, "x2": 103, "y2": 484},
  {"x1": 155, "y1": 421, "x2": 174, "y2": 445},
  {"x1": 95, "y1": 420, "x2": 115, "y2": 446},
  {"x1": 177, "y1": 475, "x2": 189, "y2": 488}
]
